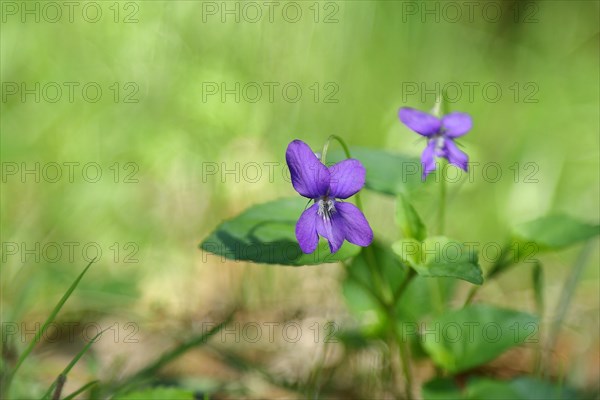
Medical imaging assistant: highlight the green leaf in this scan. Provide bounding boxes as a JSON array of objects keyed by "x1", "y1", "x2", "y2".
[
  {"x1": 422, "y1": 378, "x2": 463, "y2": 400},
  {"x1": 392, "y1": 237, "x2": 483, "y2": 285},
  {"x1": 200, "y1": 198, "x2": 360, "y2": 266},
  {"x1": 466, "y1": 377, "x2": 578, "y2": 400},
  {"x1": 396, "y1": 194, "x2": 427, "y2": 241},
  {"x1": 421, "y1": 304, "x2": 538, "y2": 373},
  {"x1": 330, "y1": 148, "x2": 427, "y2": 196},
  {"x1": 508, "y1": 377, "x2": 578, "y2": 400},
  {"x1": 465, "y1": 378, "x2": 521, "y2": 399},
  {"x1": 512, "y1": 214, "x2": 599, "y2": 250},
  {"x1": 422, "y1": 377, "x2": 579, "y2": 400},
  {"x1": 115, "y1": 387, "x2": 195, "y2": 400}
]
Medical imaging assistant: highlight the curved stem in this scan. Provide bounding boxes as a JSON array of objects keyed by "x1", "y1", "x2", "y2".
[
  {"x1": 463, "y1": 242, "x2": 514, "y2": 307},
  {"x1": 392, "y1": 268, "x2": 416, "y2": 306},
  {"x1": 321, "y1": 134, "x2": 352, "y2": 164}
]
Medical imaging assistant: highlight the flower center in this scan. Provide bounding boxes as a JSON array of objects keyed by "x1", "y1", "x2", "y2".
[
  {"x1": 316, "y1": 196, "x2": 336, "y2": 221},
  {"x1": 432, "y1": 135, "x2": 445, "y2": 156}
]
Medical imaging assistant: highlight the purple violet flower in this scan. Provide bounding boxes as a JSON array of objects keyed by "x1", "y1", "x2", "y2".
[
  {"x1": 398, "y1": 107, "x2": 472, "y2": 179},
  {"x1": 286, "y1": 139, "x2": 374, "y2": 254}
]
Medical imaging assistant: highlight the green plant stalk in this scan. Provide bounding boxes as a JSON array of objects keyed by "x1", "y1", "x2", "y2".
[
  {"x1": 323, "y1": 135, "x2": 392, "y2": 303},
  {"x1": 397, "y1": 334, "x2": 413, "y2": 400},
  {"x1": 1, "y1": 259, "x2": 95, "y2": 398},
  {"x1": 51, "y1": 375, "x2": 66, "y2": 400},
  {"x1": 324, "y1": 134, "x2": 412, "y2": 396},
  {"x1": 438, "y1": 162, "x2": 446, "y2": 236},
  {"x1": 432, "y1": 161, "x2": 450, "y2": 314},
  {"x1": 385, "y1": 256, "x2": 416, "y2": 397},
  {"x1": 386, "y1": 306, "x2": 413, "y2": 400},
  {"x1": 531, "y1": 262, "x2": 544, "y2": 376},
  {"x1": 41, "y1": 328, "x2": 108, "y2": 399},
  {"x1": 392, "y1": 268, "x2": 416, "y2": 305},
  {"x1": 463, "y1": 242, "x2": 514, "y2": 306},
  {"x1": 544, "y1": 240, "x2": 595, "y2": 376}
]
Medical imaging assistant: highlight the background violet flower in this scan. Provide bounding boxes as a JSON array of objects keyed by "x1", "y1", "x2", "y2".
[
  {"x1": 398, "y1": 107, "x2": 472, "y2": 179},
  {"x1": 286, "y1": 140, "x2": 373, "y2": 254}
]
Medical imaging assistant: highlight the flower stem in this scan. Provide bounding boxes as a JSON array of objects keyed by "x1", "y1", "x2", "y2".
[
  {"x1": 397, "y1": 332, "x2": 414, "y2": 400},
  {"x1": 463, "y1": 242, "x2": 513, "y2": 307},
  {"x1": 323, "y1": 135, "x2": 389, "y2": 300},
  {"x1": 323, "y1": 134, "x2": 412, "y2": 396},
  {"x1": 438, "y1": 161, "x2": 446, "y2": 236},
  {"x1": 320, "y1": 134, "x2": 351, "y2": 165}
]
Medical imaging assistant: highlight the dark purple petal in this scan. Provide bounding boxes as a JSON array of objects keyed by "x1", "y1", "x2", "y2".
[
  {"x1": 444, "y1": 140, "x2": 469, "y2": 171},
  {"x1": 316, "y1": 208, "x2": 345, "y2": 254},
  {"x1": 442, "y1": 112, "x2": 472, "y2": 138},
  {"x1": 398, "y1": 107, "x2": 441, "y2": 137},
  {"x1": 328, "y1": 159, "x2": 366, "y2": 199},
  {"x1": 336, "y1": 202, "x2": 373, "y2": 247},
  {"x1": 295, "y1": 203, "x2": 319, "y2": 254},
  {"x1": 286, "y1": 140, "x2": 330, "y2": 198},
  {"x1": 421, "y1": 140, "x2": 437, "y2": 179}
]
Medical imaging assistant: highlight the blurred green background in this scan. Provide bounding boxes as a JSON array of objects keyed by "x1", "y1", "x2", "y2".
[{"x1": 1, "y1": 0, "x2": 599, "y2": 398}]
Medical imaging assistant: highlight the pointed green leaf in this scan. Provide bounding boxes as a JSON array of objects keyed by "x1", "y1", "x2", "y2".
[
  {"x1": 422, "y1": 378, "x2": 463, "y2": 400},
  {"x1": 423, "y1": 377, "x2": 579, "y2": 400},
  {"x1": 392, "y1": 237, "x2": 483, "y2": 285},
  {"x1": 421, "y1": 304, "x2": 538, "y2": 373},
  {"x1": 512, "y1": 214, "x2": 599, "y2": 250},
  {"x1": 200, "y1": 198, "x2": 360, "y2": 266},
  {"x1": 396, "y1": 194, "x2": 427, "y2": 241}
]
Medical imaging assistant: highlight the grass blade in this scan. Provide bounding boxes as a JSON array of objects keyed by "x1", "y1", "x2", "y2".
[
  {"x1": 544, "y1": 240, "x2": 595, "y2": 375},
  {"x1": 41, "y1": 327, "x2": 107, "y2": 399},
  {"x1": 2, "y1": 259, "x2": 95, "y2": 397},
  {"x1": 62, "y1": 380, "x2": 99, "y2": 400},
  {"x1": 110, "y1": 313, "x2": 233, "y2": 396}
]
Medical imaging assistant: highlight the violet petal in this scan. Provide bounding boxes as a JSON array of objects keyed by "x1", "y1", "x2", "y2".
[
  {"x1": 336, "y1": 202, "x2": 373, "y2": 247},
  {"x1": 328, "y1": 159, "x2": 366, "y2": 199},
  {"x1": 421, "y1": 139, "x2": 438, "y2": 179},
  {"x1": 316, "y1": 208, "x2": 345, "y2": 254},
  {"x1": 442, "y1": 112, "x2": 472, "y2": 138},
  {"x1": 286, "y1": 140, "x2": 330, "y2": 198},
  {"x1": 444, "y1": 140, "x2": 469, "y2": 171},
  {"x1": 295, "y1": 203, "x2": 320, "y2": 254},
  {"x1": 398, "y1": 107, "x2": 441, "y2": 137}
]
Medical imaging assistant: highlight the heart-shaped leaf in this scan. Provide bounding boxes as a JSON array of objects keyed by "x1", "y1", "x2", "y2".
[{"x1": 200, "y1": 197, "x2": 361, "y2": 266}]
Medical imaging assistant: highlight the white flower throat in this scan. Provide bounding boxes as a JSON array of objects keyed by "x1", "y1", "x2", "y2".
[
  {"x1": 433, "y1": 135, "x2": 446, "y2": 156},
  {"x1": 316, "y1": 196, "x2": 336, "y2": 221}
]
